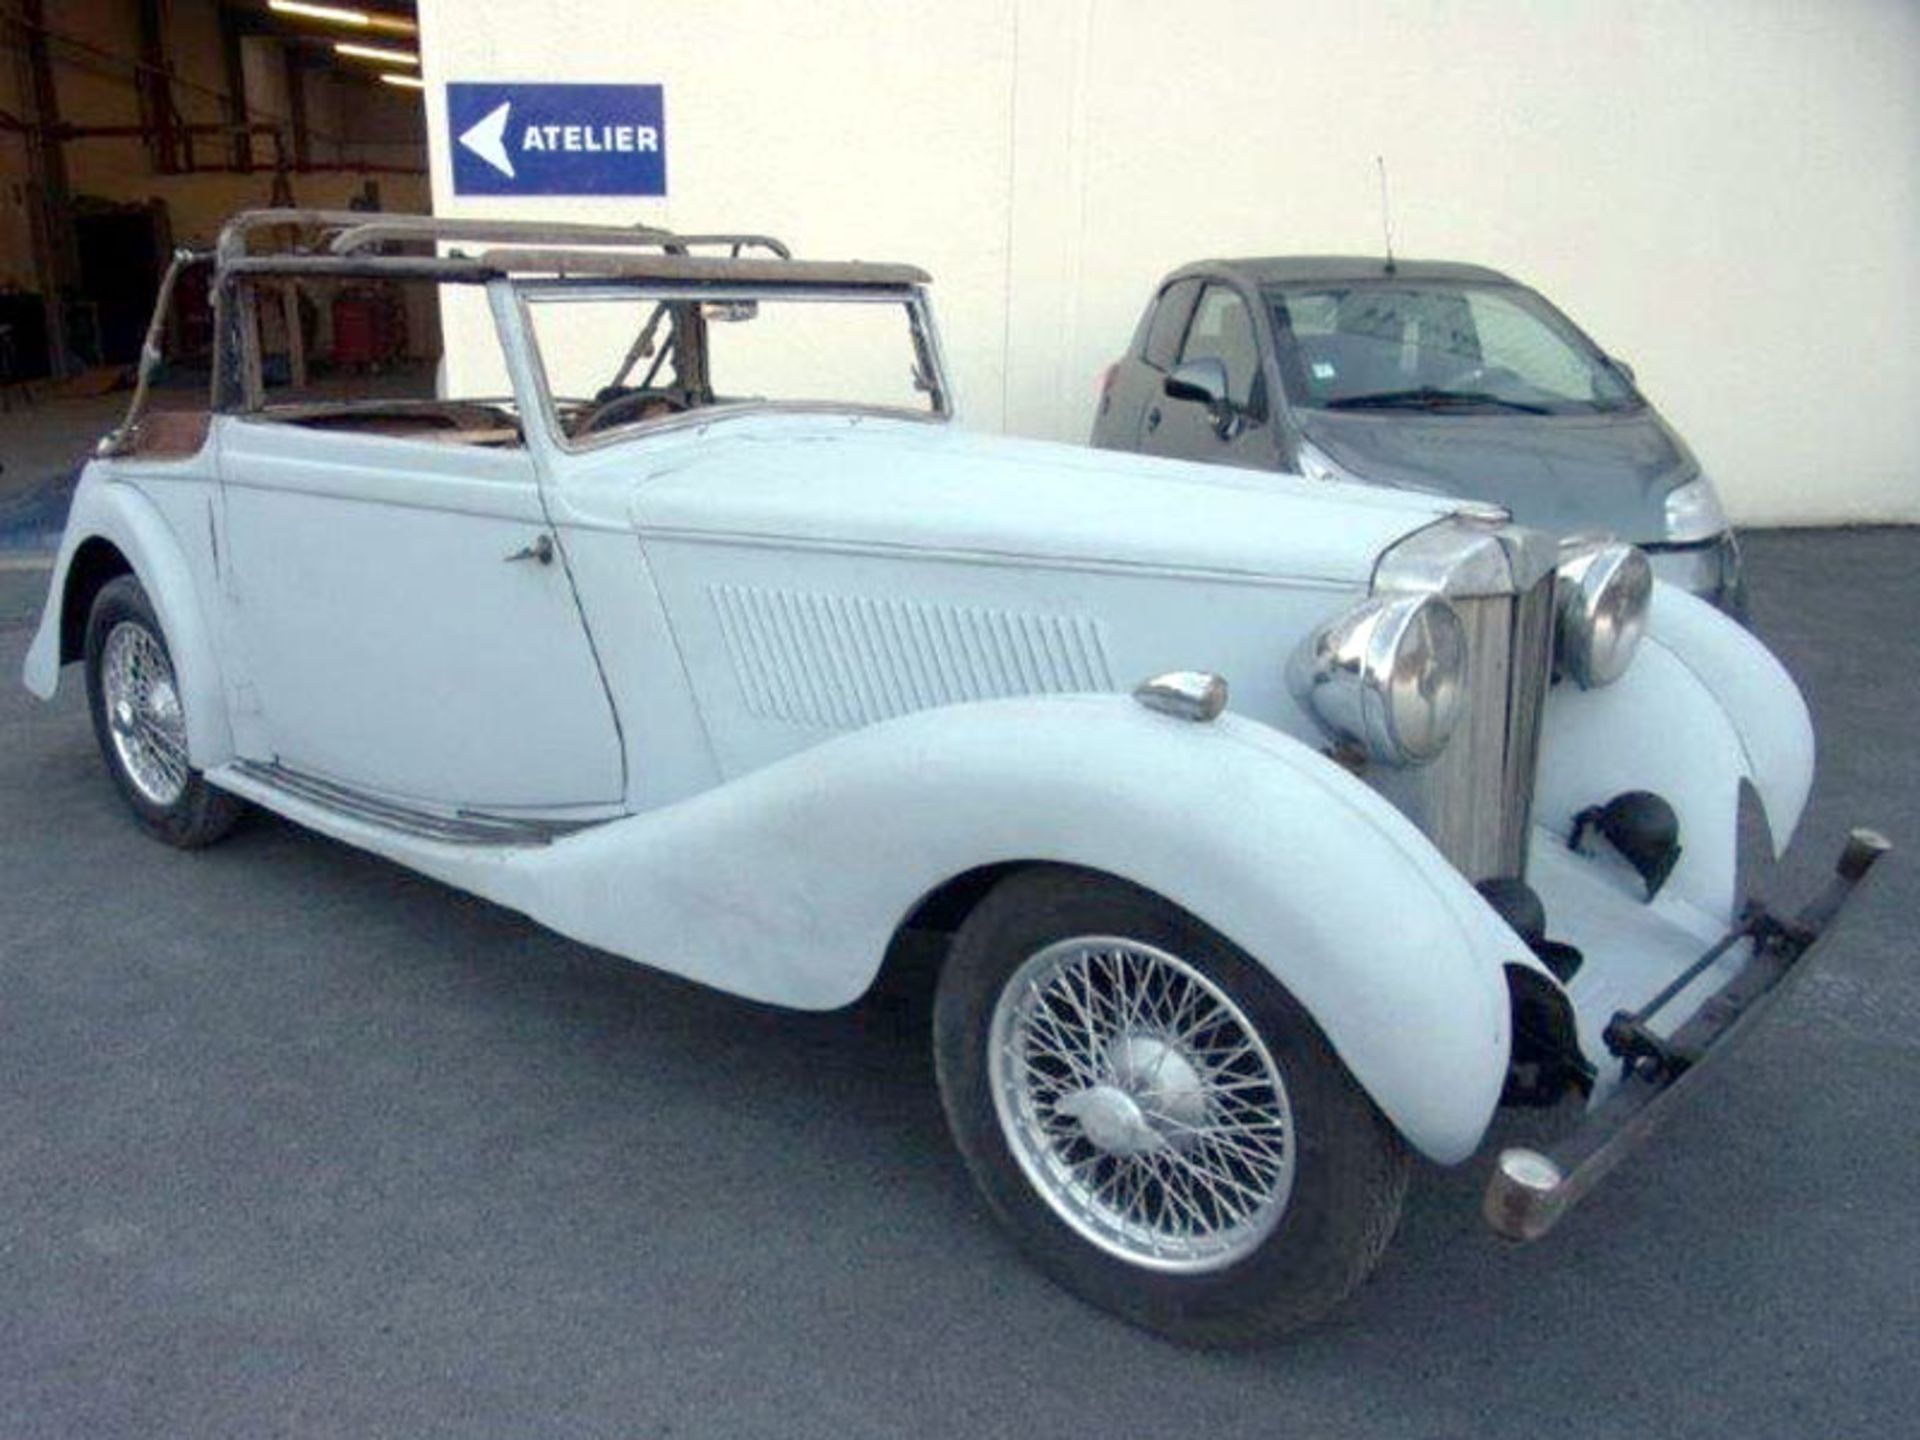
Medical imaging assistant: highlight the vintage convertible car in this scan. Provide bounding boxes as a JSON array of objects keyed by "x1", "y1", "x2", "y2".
[{"x1": 24, "y1": 212, "x2": 1885, "y2": 1345}]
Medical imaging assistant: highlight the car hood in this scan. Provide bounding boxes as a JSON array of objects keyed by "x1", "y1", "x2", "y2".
[
  {"x1": 606, "y1": 412, "x2": 1455, "y2": 587},
  {"x1": 1295, "y1": 406, "x2": 1698, "y2": 543}
]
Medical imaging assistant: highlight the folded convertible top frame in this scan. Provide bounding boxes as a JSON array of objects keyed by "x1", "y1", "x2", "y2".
[
  {"x1": 207, "y1": 212, "x2": 931, "y2": 288},
  {"x1": 218, "y1": 251, "x2": 931, "y2": 287},
  {"x1": 103, "y1": 212, "x2": 931, "y2": 453},
  {"x1": 213, "y1": 209, "x2": 793, "y2": 268}
]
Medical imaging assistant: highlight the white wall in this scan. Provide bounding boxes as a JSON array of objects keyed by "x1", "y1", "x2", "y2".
[{"x1": 419, "y1": 0, "x2": 1920, "y2": 526}]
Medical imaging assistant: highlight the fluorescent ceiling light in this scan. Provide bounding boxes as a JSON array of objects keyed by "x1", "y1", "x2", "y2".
[
  {"x1": 269, "y1": 3, "x2": 419, "y2": 37},
  {"x1": 271, "y1": 1, "x2": 371, "y2": 23},
  {"x1": 380, "y1": 73, "x2": 425, "y2": 90},
  {"x1": 335, "y1": 41, "x2": 421, "y2": 67}
]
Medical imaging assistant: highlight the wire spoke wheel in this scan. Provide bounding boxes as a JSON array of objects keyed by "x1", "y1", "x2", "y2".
[
  {"x1": 99, "y1": 619, "x2": 190, "y2": 808},
  {"x1": 938, "y1": 871, "x2": 1410, "y2": 1342},
  {"x1": 987, "y1": 935, "x2": 1297, "y2": 1272},
  {"x1": 79, "y1": 573, "x2": 245, "y2": 848}
]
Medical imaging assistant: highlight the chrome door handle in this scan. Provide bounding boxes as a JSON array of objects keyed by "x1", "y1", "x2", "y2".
[{"x1": 504, "y1": 533, "x2": 555, "y2": 565}]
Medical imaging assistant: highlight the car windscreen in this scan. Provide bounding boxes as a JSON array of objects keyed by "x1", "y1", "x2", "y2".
[
  {"x1": 1264, "y1": 282, "x2": 1640, "y2": 416},
  {"x1": 522, "y1": 284, "x2": 941, "y2": 445}
]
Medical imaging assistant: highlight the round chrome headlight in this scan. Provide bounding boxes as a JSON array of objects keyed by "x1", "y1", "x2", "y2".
[
  {"x1": 1555, "y1": 543, "x2": 1652, "y2": 689},
  {"x1": 1289, "y1": 593, "x2": 1469, "y2": 765}
]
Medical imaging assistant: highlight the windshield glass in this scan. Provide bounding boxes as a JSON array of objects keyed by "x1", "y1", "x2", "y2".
[
  {"x1": 1265, "y1": 282, "x2": 1638, "y2": 416},
  {"x1": 523, "y1": 284, "x2": 942, "y2": 444}
]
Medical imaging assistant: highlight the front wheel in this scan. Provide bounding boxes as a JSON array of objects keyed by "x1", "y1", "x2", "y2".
[
  {"x1": 933, "y1": 868, "x2": 1408, "y2": 1346},
  {"x1": 83, "y1": 574, "x2": 243, "y2": 848}
]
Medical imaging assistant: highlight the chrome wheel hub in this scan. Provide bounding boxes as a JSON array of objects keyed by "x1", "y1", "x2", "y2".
[
  {"x1": 988, "y1": 936, "x2": 1296, "y2": 1273},
  {"x1": 1055, "y1": 1085, "x2": 1158, "y2": 1156},
  {"x1": 100, "y1": 620, "x2": 189, "y2": 808},
  {"x1": 1053, "y1": 1033, "x2": 1212, "y2": 1157}
]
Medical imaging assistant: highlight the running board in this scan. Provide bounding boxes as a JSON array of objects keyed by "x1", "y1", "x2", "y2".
[{"x1": 223, "y1": 761, "x2": 609, "y2": 847}]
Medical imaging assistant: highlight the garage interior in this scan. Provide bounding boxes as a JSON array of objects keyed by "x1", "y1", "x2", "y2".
[{"x1": 1, "y1": 0, "x2": 430, "y2": 502}]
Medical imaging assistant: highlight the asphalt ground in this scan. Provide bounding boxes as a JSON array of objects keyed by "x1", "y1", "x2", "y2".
[{"x1": 1, "y1": 529, "x2": 1915, "y2": 1439}]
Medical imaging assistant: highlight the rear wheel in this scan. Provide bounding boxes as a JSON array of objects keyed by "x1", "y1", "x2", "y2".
[
  {"x1": 83, "y1": 575, "x2": 242, "y2": 848},
  {"x1": 934, "y1": 867, "x2": 1408, "y2": 1346}
]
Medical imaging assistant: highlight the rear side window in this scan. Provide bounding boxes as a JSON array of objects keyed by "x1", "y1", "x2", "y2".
[{"x1": 1140, "y1": 280, "x2": 1201, "y2": 370}]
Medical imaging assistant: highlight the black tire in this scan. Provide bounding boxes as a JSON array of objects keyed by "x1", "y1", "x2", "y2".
[
  {"x1": 933, "y1": 866, "x2": 1409, "y2": 1346},
  {"x1": 83, "y1": 574, "x2": 243, "y2": 849}
]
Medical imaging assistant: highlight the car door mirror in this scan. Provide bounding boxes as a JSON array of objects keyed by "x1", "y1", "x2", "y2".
[
  {"x1": 1608, "y1": 355, "x2": 1636, "y2": 383},
  {"x1": 1164, "y1": 358, "x2": 1230, "y2": 409},
  {"x1": 1165, "y1": 358, "x2": 1248, "y2": 440}
]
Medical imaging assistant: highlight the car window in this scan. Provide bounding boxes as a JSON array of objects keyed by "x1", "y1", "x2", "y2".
[
  {"x1": 1267, "y1": 282, "x2": 1637, "y2": 415},
  {"x1": 523, "y1": 285, "x2": 941, "y2": 446},
  {"x1": 1179, "y1": 284, "x2": 1261, "y2": 408},
  {"x1": 237, "y1": 275, "x2": 526, "y2": 446},
  {"x1": 1141, "y1": 280, "x2": 1200, "y2": 370},
  {"x1": 700, "y1": 301, "x2": 930, "y2": 410},
  {"x1": 1464, "y1": 290, "x2": 1604, "y2": 402}
]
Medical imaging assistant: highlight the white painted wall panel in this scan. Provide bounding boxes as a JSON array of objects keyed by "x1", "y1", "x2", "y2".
[{"x1": 420, "y1": 0, "x2": 1919, "y2": 525}]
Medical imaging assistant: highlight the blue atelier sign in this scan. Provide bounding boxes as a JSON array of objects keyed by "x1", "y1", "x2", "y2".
[{"x1": 448, "y1": 83, "x2": 667, "y2": 197}]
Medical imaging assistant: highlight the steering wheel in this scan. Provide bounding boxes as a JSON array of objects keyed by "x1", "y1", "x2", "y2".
[{"x1": 570, "y1": 388, "x2": 689, "y2": 437}]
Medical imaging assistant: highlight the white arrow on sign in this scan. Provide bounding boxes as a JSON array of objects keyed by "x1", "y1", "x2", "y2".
[{"x1": 458, "y1": 100, "x2": 516, "y2": 179}]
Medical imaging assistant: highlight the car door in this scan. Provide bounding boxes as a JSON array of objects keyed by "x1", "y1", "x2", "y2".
[
  {"x1": 1093, "y1": 278, "x2": 1199, "y2": 449},
  {"x1": 1136, "y1": 281, "x2": 1281, "y2": 472},
  {"x1": 215, "y1": 416, "x2": 624, "y2": 813}
]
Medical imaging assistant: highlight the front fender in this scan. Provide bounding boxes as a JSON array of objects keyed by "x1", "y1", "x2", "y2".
[
  {"x1": 495, "y1": 695, "x2": 1522, "y2": 1165},
  {"x1": 1535, "y1": 582, "x2": 1814, "y2": 925},
  {"x1": 22, "y1": 470, "x2": 234, "y2": 767}
]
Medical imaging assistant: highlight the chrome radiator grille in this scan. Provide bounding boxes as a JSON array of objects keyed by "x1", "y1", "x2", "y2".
[
  {"x1": 1372, "y1": 522, "x2": 1559, "y2": 883},
  {"x1": 1438, "y1": 574, "x2": 1555, "y2": 879}
]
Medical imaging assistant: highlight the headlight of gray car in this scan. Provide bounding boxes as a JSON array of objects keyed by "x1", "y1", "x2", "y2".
[
  {"x1": 1290, "y1": 593, "x2": 1469, "y2": 764},
  {"x1": 1555, "y1": 542, "x2": 1653, "y2": 689},
  {"x1": 1663, "y1": 475, "x2": 1729, "y2": 543}
]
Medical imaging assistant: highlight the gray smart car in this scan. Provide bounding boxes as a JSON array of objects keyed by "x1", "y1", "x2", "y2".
[{"x1": 1092, "y1": 257, "x2": 1745, "y2": 615}]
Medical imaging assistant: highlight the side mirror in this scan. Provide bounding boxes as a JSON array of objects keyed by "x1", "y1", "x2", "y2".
[
  {"x1": 1608, "y1": 355, "x2": 1636, "y2": 384},
  {"x1": 1164, "y1": 357, "x2": 1230, "y2": 409},
  {"x1": 1165, "y1": 358, "x2": 1243, "y2": 439}
]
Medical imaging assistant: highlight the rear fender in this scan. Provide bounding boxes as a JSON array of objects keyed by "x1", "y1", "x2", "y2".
[
  {"x1": 22, "y1": 471, "x2": 234, "y2": 767},
  {"x1": 487, "y1": 695, "x2": 1523, "y2": 1165}
]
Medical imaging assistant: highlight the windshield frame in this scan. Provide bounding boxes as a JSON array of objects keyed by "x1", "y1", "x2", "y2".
[
  {"x1": 513, "y1": 277, "x2": 953, "y2": 454},
  {"x1": 1262, "y1": 278, "x2": 1643, "y2": 419}
]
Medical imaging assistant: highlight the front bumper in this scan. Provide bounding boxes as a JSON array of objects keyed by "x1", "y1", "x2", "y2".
[{"x1": 1484, "y1": 826, "x2": 1890, "y2": 1241}]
